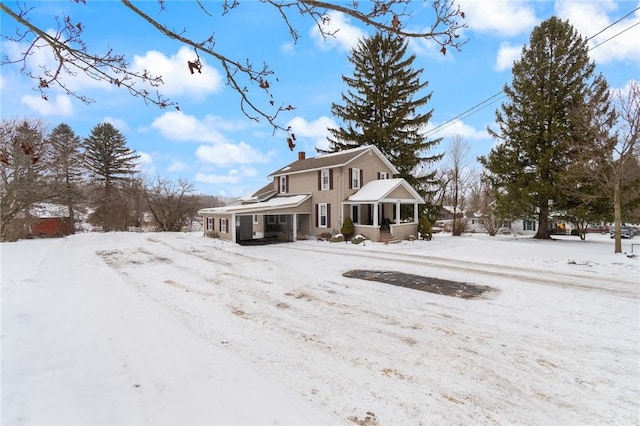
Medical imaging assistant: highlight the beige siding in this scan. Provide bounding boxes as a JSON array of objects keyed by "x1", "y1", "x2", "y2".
[
  {"x1": 386, "y1": 185, "x2": 414, "y2": 200},
  {"x1": 203, "y1": 213, "x2": 233, "y2": 241},
  {"x1": 273, "y1": 149, "x2": 399, "y2": 238}
]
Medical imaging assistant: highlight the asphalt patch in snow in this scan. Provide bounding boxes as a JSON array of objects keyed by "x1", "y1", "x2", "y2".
[{"x1": 343, "y1": 270, "x2": 494, "y2": 299}]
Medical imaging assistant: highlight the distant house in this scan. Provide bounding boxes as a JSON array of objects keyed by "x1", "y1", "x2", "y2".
[
  {"x1": 435, "y1": 205, "x2": 544, "y2": 235},
  {"x1": 29, "y1": 204, "x2": 73, "y2": 238},
  {"x1": 198, "y1": 145, "x2": 425, "y2": 244}
]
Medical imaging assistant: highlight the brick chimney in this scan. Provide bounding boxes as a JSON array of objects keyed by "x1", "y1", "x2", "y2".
[{"x1": 298, "y1": 151, "x2": 306, "y2": 161}]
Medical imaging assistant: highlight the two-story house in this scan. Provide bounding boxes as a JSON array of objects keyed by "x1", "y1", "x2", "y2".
[{"x1": 198, "y1": 145, "x2": 425, "y2": 244}]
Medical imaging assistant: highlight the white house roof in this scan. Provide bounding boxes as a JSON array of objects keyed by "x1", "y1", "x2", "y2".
[
  {"x1": 198, "y1": 194, "x2": 311, "y2": 215},
  {"x1": 345, "y1": 178, "x2": 425, "y2": 204}
]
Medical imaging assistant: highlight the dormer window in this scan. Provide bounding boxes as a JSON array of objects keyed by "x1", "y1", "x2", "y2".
[{"x1": 279, "y1": 175, "x2": 288, "y2": 193}]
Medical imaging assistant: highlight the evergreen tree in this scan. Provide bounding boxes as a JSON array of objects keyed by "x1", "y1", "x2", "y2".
[
  {"x1": 48, "y1": 123, "x2": 84, "y2": 228},
  {"x1": 83, "y1": 122, "x2": 139, "y2": 231},
  {"x1": 326, "y1": 32, "x2": 442, "y2": 202},
  {"x1": 480, "y1": 17, "x2": 612, "y2": 239}
]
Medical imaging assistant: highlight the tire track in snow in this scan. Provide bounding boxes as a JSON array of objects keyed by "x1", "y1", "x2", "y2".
[{"x1": 267, "y1": 244, "x2": 638, "y2": 299}]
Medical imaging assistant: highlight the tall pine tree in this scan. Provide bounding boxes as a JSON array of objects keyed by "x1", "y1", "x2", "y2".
[
  {"x1": 83, "y1": 122, "x2": 139, "y2": 231},
  {"x1": 48, "y1": 123, "x2": 84, "y2": 227},
  {"x1": 326, "y1": 32, "x2": 442, "y2": 204},
  {"x1": 480, "y1": 17, "x2": 612, "y2": 239}
]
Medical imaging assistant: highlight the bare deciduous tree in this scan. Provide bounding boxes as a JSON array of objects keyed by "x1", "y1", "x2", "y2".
[
  {"x1": 444, "y1": 135, "x2": 470, "y2": 236},
  {"x1": 564, "y1": 81, "x2": 639, "y2": 252},
  {"x1": 611, "y1": 81, "x2": 640, "y2": 252},
  {"x1": 144, "y1": 176, "x2": 199, "y2": 232},
  {"x1": 1, "y1": 1, "x2": 466, "y2": 141},
  {"x1": 0, "y1": 118, "x2": 52, "y2": 241}
]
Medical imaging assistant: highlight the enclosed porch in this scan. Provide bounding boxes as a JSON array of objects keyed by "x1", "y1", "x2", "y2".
[{"x1": 342, "y1": 179, "x2": 425, "y2": 242}]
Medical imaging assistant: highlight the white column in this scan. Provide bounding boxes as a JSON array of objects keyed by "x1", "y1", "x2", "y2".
[
  {"x1": 373, "y1": 202, "x2": 378, "y2": 227},
  {"x1": 292, "y1": 213, "x2": 297, "y2": 241},
  {"x1": 231, "y1": 214, "x2": 237, "y2": 243},
  {"x1": 395, "y1": 201, "x2": 401, "y2": 224},
  {"x1": 414, "y1": 203, "x2": 419, "y2": 222}
]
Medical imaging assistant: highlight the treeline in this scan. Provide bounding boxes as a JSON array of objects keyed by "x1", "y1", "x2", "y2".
[{"x1": 0, "y1": 118, "x2": 224, "y2": 241}]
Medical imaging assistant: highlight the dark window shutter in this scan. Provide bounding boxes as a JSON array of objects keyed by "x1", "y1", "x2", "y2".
[
  {"x1": 348, "y1": 168, "x2": 353, "y2": 189},
  {"x1": 317, "y1": 170, "x2": 321, "y2": 190},
  {"x1": 327, "y1": 203, "x2": 331, "y2": 228},
  {"x1": 360, "y1": 169, "x2": 364, "y2": 187},
  {"x1": 219, "y1": 218, "x2": 222, "y2": 232},
  {"x1": 377, "y1": 172, "x2": 381, "y2": 180},
  {"x1": 315, "y1": 204, "x2": 319, "y2": 227},
  {"x1": 329, "y1": 169, "x2": 334, "y2": 189},
  {"x1": 285, "y1": 175, "x2": 289, "y2": 193}
]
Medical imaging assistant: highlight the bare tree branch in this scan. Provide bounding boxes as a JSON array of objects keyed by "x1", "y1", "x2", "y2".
[{"x1": 1, "y1": 0, "x2": 467, "y2": 139}]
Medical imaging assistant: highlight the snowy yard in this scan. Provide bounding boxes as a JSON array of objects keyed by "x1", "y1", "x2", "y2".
[{"x1": 2, "y1": 231, "x2": 639, "y2": 425}]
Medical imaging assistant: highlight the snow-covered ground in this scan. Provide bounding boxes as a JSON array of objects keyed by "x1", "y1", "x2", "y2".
[{"x1": 2, "y1": 231, "x2": 639, "y2": 425}]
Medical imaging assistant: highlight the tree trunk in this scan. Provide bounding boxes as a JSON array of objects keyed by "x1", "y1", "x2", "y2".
[
  {"x1": 613, "y1": 179, "x2": 622, "y2": 254},
  {"x1": 534, "y1": 200, "x2": 551, "y2": 239}
]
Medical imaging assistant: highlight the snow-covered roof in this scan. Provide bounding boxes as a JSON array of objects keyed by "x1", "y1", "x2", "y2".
[
  {"x1": 345, "y1": 178, "x2": 425, "y2": 203},
  {"x1": 198, "y1": 194, "x2": 311, "y2": 215}
]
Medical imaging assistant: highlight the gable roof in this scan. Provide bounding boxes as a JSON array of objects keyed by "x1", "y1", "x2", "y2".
[
  {"x1": 345, "y1": 178, "x2": 425, "y2": 204},
  {"x1": 268, "y1": 145, "x2": 399, "y2": 177},
  {"x1": 236, "y1": 181, "x2": 276, "y2": 204}
]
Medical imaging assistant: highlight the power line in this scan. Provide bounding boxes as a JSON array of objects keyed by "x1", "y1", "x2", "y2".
[
  {"x1": 590, "y1": 20, "x2": 640, "y2": 50},
  {"x1": 586, "y1": 5, "x2": 640, "y2": 41},
  {"x1": 425, "y1": 7, "x2": 640, "y2": 139}
]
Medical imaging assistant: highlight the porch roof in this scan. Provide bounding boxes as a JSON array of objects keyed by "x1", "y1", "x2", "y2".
[
  {"x1": 198, "y1": 194, "x2": 312, "y2": 215},
  {"x1": 344, "y1": 178, "x2": 425, "y2": 204}
]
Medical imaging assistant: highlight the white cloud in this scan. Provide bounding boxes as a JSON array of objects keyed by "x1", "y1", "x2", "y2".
[
  {"x1": 132, "y1": 46, "x2": 223, "y2": 98},
  {"x1": 21, "y1": 94, "x2": 73, "y2": 116},
  {"x1": 457, "y1": 0, "x2": 538, "y2": 36},
  {"x1": 167, "y1": 160, "x2": 188, "y2": 172},
  {"x1": 195, "y1": 166, "x2": 260, "y2": 184},
  {"x1": 195, "y1": 142, "x2": 269, "y2": 166},
  {"x1": 426, "y1": 119, "x2": 491, "y2": 142},
  {"x1": 151, "y1": 111, "x2": 246, "y2": 143},
  {"x1": 494, "y1": 42, "x2": 523, "y2": 71},
  {"x1": 103, "y1": 116, "x2": 129, "y2": 133},
  {"x1": 310, "y1": 11, "x2": 366, "y2": 52},
  {"x1": 286, "y1": 115, "x2": 337, "y2": 151},
  {"x1": 137, "y1": 151, "x2": 156, "y2": 176},
  {"x1": 555, "y1": 0, "x2": 640, "y2": 65}
]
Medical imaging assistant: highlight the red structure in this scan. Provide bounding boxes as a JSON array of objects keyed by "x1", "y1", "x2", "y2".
[{"x1": 30, "y1": 217, "x2": 74, "y2": 238}]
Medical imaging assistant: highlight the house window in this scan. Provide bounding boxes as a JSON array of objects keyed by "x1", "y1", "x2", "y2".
[
  {"x1": 524, "y1": 220, "x2": 536, "y2": 231},
  {"x1": 253, "y1": 215, "x2": 258, "y2": 224},
  {"x1": 318, "y1": 203, "x2": 328, "y2": 228},
  {"x1": 279, "y1": 175, "x2": 287, "y2": 193},
  {"x1": 321, "y1": 169, "x2": 330, "y2": 190},
  {"x1": 351, "y1": 205, "x2": 360, "y2": 224},
  {"x1": 352, "y1": 167, "x2": 361, "y2": 189},
  {"x1": 279, "y1": 214, "x2": 287, "y2": 224},
  {"x1": 378, "y1": 172, "x2": 388, "y2": 179},
  {"x1": 220, "y1": 218, "x2": 228, "y2": 233},
  {"x1": 501, "y1": 220, "x2": 512, "y2": 229},
  {"x1": 267, "y1": 215, "x2": 276, "y2": 224},
  {"x1": 207, "y1": 217, "x2": 214, "y2": 231}
]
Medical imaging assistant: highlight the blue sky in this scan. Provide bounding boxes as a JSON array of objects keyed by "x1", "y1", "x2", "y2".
[{"x1": 1, "y1": 1, "x2": 639, "y2": 197}]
